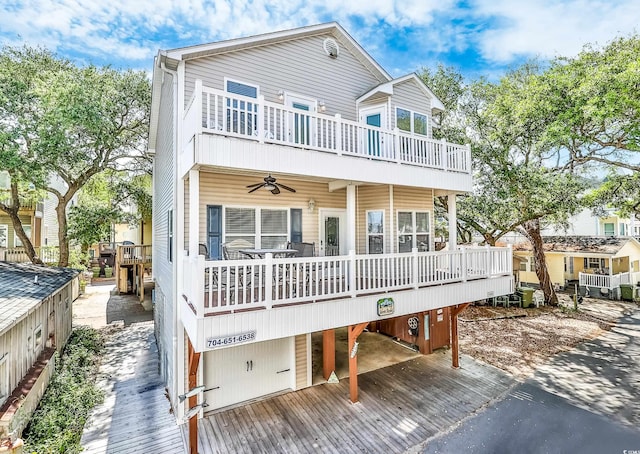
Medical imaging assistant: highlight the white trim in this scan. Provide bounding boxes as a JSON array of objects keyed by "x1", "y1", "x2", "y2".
[{"x1": 0, "y1": 224, "x2": 8, "y2": 248}]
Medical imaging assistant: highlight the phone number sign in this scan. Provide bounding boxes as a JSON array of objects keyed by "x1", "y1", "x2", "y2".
[{"x1": 206, "y1": 331, "x2": 256, "y2": 349}]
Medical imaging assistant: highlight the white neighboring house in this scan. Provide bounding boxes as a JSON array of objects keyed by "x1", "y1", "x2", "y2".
[
  {"x1": 148, "y1": 22, "x2": 514, "y2": 442},
  {"x1": 0, "y1": 263, "x2": 78, "y2": 443}
]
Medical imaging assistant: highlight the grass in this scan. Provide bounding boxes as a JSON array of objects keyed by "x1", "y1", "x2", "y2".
[{"x1": 22, "y1": 326, "x2": 105, "y2": 454}]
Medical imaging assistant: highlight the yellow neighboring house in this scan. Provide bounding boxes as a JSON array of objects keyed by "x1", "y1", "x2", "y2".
[{"x1": 513, "y1": 236, "x2": 640, "y2": 293}]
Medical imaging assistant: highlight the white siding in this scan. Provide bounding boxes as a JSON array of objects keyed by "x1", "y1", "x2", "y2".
[{"x1": 152, "y1": 71, "x2": 176, "y2": 393}]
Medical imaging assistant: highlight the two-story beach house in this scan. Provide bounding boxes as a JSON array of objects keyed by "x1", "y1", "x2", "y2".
[{"x1": 149, "y1": 22, "x2": 513, "y2": 449}]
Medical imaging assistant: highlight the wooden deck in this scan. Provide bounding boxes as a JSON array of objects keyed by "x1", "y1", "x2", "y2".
[
  {"x1": 81, "y1": 321, "x2": 185, "y2": 454},
  {"x1": 195, "y1": 352, "x2": 514, "y2": 453}
]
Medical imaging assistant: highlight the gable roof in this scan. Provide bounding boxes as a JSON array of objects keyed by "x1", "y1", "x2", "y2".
[
  {"x1": 357, "y1": 73, "x2": 446, "y2": 112},
  {"x1": 0, "y1": 262, "x2": 78, "y2": 336},
  {"x1": 513, "y1": 236, "x2": 640, "y2": 255},
  {"x1": 149, "y1": 22, "x2": 393, "y2": 153}
]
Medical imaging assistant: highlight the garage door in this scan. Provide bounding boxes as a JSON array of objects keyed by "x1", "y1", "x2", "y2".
[{"x1": 204, "y1": 337, "x2": 293, "y2": 410}]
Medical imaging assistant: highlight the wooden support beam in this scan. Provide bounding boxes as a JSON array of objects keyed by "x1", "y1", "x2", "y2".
[
  {"x1": 348, "y1": 322, "x2": 368, "y2": 403},
  {"x1": 450, "y1": 303, "x2": 470, "y2": 369},
  {"x1": 187, "y1": 337, "x2": 201, "y2": 454},
  {"x1": 322, "y1": 329, "x2": 335, "y2": 380}
]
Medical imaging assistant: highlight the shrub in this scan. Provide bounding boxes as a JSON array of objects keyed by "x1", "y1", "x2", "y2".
[{"x1": 23, "y1": 327, "x2": 105, "y2": 454}]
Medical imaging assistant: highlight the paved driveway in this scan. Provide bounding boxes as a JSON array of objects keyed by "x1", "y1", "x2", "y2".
[{"x1": 419, "y1": 307, "x2": 640, "y2": 454}]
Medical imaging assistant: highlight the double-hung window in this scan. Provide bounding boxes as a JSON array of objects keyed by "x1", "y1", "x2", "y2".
[
  {"x1": 397, "y1": 211, "x2": 430, "y2": 252},
  {"x1": 0, "y1": 353, "x2": 8, "y2": 405},
  {"x1": 225, "y1": 79, "x2": 259, "y2": 136},
  {"x1": 603, "y1": 222, "x2": 615, "y2": 236},
  {"x1": 225, "y1": 207, "x2": 289, "y2": 249},
  {"x1": 367, "y1": 210, "x2": 384, "y2": 254}
]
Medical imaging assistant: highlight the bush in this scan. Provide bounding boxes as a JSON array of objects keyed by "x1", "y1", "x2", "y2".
[{"x1": 23, "y1": 327, "x2": 105, "y2": 454}]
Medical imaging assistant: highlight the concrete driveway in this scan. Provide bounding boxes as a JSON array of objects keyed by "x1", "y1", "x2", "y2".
[{"x1": 419, "y1": 306, "x2": 640, "y2": 453}]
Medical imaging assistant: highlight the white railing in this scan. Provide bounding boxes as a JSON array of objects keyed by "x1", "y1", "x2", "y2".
[
  {"x1": 181, "y1": 246, "x2": 512, "y2": 316},
  {"x1": 182, "y1": 83, "x2": 471, "y2": 174},
  {"x1": 1, "y1": 246, "x2": 59, "y2": 264},
  {"x1": 580, "y1": 271, "x2": 640, "y2": 289}
]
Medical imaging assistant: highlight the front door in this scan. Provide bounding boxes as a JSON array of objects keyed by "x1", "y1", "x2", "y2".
[
  {"x1": 319, "y1": 209, "x2": 346, "y2": 256},
  {"x1": 286, "y1": 94, "x2": 317, "y2": 146},
  {"x1": 359, "y1": 105, "x2": 387, "y2": 157}
]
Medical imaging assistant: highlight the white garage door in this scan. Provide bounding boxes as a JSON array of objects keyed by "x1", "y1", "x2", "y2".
[{"x1": 204, "y1": 337, "x2": 293, "y2": 410}]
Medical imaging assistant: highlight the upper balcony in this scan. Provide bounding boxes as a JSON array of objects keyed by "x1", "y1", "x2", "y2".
[{"x1": 179, "y1": 81, "x2": 472, "y2": 192}]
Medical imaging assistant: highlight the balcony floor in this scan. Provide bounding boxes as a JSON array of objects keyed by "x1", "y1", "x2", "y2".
[{"x1": 194, "y1": 351, "x2": 514, "y2": 454}]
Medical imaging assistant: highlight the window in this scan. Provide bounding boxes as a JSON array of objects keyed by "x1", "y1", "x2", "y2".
[
  {"x1": 15, "y1": 225, "x2": 31, "y2": 247},
  {"x1": 0, "y1": 353, "x2": 8, "y2": 405},
  {"x1": 367, "y1": 210, "x2": 384, "y2": 254},
  {"x1": 620, "y1": 223, "x2": 626, "y2": 236},
  {"x1": 290, "y1": 209, "x2": 302, "y2": 243},
  {"x1": 584, "y1": 257, "x2": 605, "y2": 269},
  {"x1": 225, "y1": 207, "x2": 289, "y2": 249},
  {"x1": 34, "y1": 325, "x2": 43, "y2": 351},
  {"x1": 167, "y1": 210, "x2": 173, "y2": 263},
  {"x1": 396, "y1": 107, "x2": 428, "y2": 136},
  {"x1": 0, "y1": 225, "x2": 7, "y2": 248},
  {"x1": 225, "y1": 79, "x2": 259, "y2": 136},
  {"x1": 603, "y1": 222, "x2": 615, "y2": 236},
  {"x1": 397, "y1": 211, "x2": 430, "y2": 253},
  {"x1": 519, "y1": 259, "x2": 528, "y2": 272},
  {"x1": 528, "y1": 257, "x2": 537, "y2": 272}
]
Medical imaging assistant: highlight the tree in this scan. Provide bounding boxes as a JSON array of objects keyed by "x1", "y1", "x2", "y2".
[
  {"x1": 584, "y1": 173, "x2": 640, "y2": 221},
  {"x1": 0, "y1": 45, "x2": 151, "y2": 266},
  {"x1": 538, "y1": 34, "x2": 640, "y2": 172}
]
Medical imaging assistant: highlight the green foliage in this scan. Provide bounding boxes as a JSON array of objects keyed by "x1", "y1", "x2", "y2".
[
  {"x1": 0, "y1": 44, "x2": 151, "y2": 266},
  {"x1": 584, "y1": 173, "x2": 640, "y2": 220},
  {"x1": 23, "y1": 327, "x2": 105, "y2": 454}
]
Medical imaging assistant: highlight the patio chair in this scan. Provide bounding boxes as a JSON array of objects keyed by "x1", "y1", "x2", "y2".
[
  {"x1": 199, "y1": 243, "x2": 209, "y2": 259},
  {"x1": 222, "y1": 239, "x2": 254, "y2": 260},
  {"x1": 287, "y1": 241, "x2": 315, "y2": 257}
]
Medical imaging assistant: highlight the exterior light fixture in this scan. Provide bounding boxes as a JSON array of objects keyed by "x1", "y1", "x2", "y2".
[
  {"x1": 319, "y1": 101, "x2": 326, "y2": 112},
  {"x1": 308, "y1": 199, "x2": 316, "y2": 212},
  {"x1": 277, "y1": 90, "x2": 284, "y2": 101}
]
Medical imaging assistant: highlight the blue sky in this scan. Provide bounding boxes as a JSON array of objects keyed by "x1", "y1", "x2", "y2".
[{"x1": 1, "y1": 0, "x2": 638, "y2": 79}]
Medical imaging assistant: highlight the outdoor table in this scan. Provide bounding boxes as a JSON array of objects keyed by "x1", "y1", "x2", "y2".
[{"x1": 239, "y1": 248, "x2": 298, "y2": 259}]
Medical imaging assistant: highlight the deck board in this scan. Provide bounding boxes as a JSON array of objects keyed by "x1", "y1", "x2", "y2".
[
  {"x1": 199, "y1": 351, "x2": 513, "y2": 454},
  {"x1": 80, "y1": 322, "x2": 185, "y2": 454}
]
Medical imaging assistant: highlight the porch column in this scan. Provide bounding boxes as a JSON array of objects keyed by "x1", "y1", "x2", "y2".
[
  {"x1": 450, "y1": 303, "x2": 470, "y2": 368},
  {"x1": 187, "y1": 336, "x2": 201, "y2": 454},
  {"x1": 448, "y1": 193, "x2": 457, "y2": 250},
  {"x1": 348, "y1": 322, "x2": 368, "y2": 403},
  {"x1": 188, "y1": 169, "x2": 200, "y2": 257},
  {"x1": 346, "y1": 184, "x2": 357, "y2": 253},
  {"x1": 322, "y1": 329, "x2": 335, "y2": 380}
]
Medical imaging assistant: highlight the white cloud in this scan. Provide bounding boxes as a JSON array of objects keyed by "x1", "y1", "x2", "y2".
[{"x1": 473, "y1": 0, "x2": 640, "y2": 62}]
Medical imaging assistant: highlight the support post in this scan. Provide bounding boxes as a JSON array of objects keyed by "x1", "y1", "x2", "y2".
[
  {"x1": 348, "y1": 322, "x2": 368, "y2": 403},
  {"x1": 322, "y1": 329, "x2": 335, "y2": 380},
  {"x1": 450, "y1": 303, "x2": 470, "y2": 368},
  {"x1": 188, "y1": 169, "x2": 200, "y2": 258},
  {"x1": 448, "y1": 193, "x2": 457, "y2": 250},
  {"x1": 187, "y1": 337, "x2": 201, "y2": 454}
]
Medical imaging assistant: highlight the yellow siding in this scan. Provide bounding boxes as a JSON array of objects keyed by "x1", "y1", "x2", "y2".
[{"x1": 294, "y1": 334, "x2": 308, "y2": 390}]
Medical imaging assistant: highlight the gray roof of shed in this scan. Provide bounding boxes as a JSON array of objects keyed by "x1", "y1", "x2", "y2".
[{"x1": 0, "y1": 262, "x2": 79, "y2": 335}]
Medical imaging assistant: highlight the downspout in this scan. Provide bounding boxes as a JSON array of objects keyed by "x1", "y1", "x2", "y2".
[{"x1": 159, "y1": 58, "x2": 183, "y2": 421}]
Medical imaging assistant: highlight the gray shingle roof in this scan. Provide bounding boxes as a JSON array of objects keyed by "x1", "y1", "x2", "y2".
[{"x1": 0, "y1": 262, "x2": 79, "y2": 335}]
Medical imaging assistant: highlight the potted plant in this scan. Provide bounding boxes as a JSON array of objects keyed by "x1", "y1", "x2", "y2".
[{"x1": 104, "y1": 266, "x2": 113, "y2": 278}]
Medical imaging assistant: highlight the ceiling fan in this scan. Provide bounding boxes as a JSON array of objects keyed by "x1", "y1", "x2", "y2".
[{"x1": 246, "y1": 174, "x2": 296, "y2": 195}]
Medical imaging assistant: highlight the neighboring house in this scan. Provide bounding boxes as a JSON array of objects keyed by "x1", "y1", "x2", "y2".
[
  {"x1": 0, "y1": 171, "x2": 45, "y2": 263},
  {"x1": 514, "y1": 236, "x2": 640, "y2": 296},
  {"x1": 0, "y1": 262, "x2": 78, "y2": 442},
  {"x1": 148, "y1": 22, "x2": 513, "y2": 446}
]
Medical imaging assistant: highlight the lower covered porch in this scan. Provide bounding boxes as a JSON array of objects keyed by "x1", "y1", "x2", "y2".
[{"x1": 191, "y1": 350, "x2": 513, "y2": 454}]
